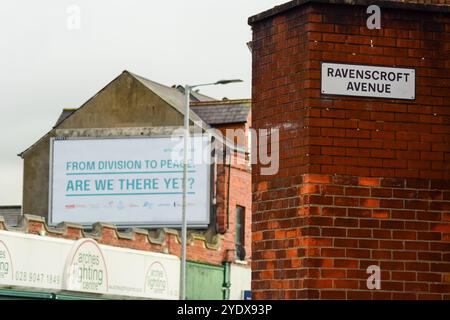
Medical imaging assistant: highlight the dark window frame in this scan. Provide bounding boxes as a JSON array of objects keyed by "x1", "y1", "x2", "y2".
[{"x1": 235, "y1": 205, "x2": 245, "y2": 247}]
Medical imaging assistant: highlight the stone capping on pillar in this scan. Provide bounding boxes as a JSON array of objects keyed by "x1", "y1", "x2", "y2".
[{"x1": 248, "y1": 0, "x2": 450, "y2": 26}]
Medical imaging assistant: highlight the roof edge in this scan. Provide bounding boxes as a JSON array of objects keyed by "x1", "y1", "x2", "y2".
[
  {"x1": 129, "y1": 72, "x2": 212, "y2": 131},
  {"x1": 191, "y1": 99, "x2": 251, "y2": 106},
  {"x1": 248, "y1": 0, "x2": 450, "y2": 26}
]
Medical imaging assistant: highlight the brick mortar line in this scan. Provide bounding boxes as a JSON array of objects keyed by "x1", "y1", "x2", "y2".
[
  {"x1": 252, "y1": 218, "x2": 446, "y2": 225},
  {"x1": 309, "y1": 53, "x2": 450, "y2": 64},
  {"x1": 253, "y1": 205, "x2": 448, "y2": 213},
  {"x1": 255, "y1": 182, "x2": 449, "y2": 188},
  {"x1": 254, "y1": 190, "x2": 450, "y2": 196},
  {"x1": 250, "y1": 258, "x2": 449, "y2": 267},
  {"x1": 252, "y1": 274, "x2": 446, "y2": 281},
  {"x1": 253, "y1": 220, "x2": 450, "y2": 228},
  {"x1": 253, "y1": 239, "x2": 448, "y2": 245},
  {"x1": 252, "y1": 232, "x2": 448, "y2": 239},
  {"x1": 252, "y1": 238, "x2": 450, "y2": 244},
  {"x1": 251, "y1": 251, "x2": 448, "y2": 259}
]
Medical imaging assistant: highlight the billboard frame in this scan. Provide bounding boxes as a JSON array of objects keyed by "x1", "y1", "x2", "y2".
[{"x1": 48, "y1": 134, "x2": 212, "y2": 229}]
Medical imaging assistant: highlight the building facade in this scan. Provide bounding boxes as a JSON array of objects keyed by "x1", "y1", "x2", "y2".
[{"x1": 8, "y1": 71, "x2": 252, "y2": 300}]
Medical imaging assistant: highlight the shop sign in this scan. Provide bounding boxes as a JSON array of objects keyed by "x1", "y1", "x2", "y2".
[
  {"x1": 0, "y1": 240, "x2": 12, "y2": 281},
  {"x1": 145, "y1": 261, "x2": 169, "y2": 298},
  {"x1": 0, "y1": 230, "x2": 179, "y2": 299},
  {"x1": 64, "y1": 239, "x2": 108, "y2": 294}
]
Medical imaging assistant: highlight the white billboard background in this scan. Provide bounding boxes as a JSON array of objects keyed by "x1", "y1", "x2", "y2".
[{"x1": 50, "y1": 136, "x2": 211, "y2": 227}]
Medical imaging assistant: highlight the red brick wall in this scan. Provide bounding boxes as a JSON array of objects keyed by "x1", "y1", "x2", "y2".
[
  {"x1": 251, "y1": 2, "x2": 450, "y2": 299},
  {"x1": 254, "y1": 173, "x2": 449, "y2": 299},
  {"x1": 213, "y1": 120, "x2": 252, "y2": 261},
  {"x1": 216, "y1": 159, "x2": 252, "y2": 261}
]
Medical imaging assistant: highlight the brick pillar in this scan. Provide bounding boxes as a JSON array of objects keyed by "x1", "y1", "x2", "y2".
[{"x1": 250, "y1": 1, "x2": 450, "y2": 299}]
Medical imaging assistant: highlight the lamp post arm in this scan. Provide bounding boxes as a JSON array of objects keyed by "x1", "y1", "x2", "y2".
[{"x1": 189, "y1": 82, "x2": 218, "y2": 89}]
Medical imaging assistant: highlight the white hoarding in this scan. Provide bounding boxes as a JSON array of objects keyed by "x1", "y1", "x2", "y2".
[
  {"x1": 49, "y1": 136, "x2": 211, "y2": 227},
  {"x1": 0, "y1": 231, "x2": 180, "y2": 299},
  {"x1": 321, "y1": 62, "x2": 415, "y2": 100}
]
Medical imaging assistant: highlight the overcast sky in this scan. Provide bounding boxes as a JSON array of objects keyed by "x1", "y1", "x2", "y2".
[{"x1": 0, "y1": 0, "x2": 287, "y2": 205}]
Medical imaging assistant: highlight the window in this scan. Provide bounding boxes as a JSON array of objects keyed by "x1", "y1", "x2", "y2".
[{"x1": 235, "y1": 206, "x2": 246, "y2": 260}]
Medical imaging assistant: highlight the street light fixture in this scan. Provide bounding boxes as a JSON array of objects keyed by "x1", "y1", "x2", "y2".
[{"x1": 180, "y1": 78, "x2": 243, "y2": 300}]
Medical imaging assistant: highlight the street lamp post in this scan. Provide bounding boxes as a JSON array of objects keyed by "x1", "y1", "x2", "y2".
[{"x1": 180, "y1": 79, "x2": 242, "y2": 300}]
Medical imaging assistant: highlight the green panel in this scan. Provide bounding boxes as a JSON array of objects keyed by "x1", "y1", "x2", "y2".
[
  {"x1": 54, "y1": 293, "x2": 104, "y2": 300},
  {"x1": 186, "y1": 261, "x2": 224, "y2": 300},
  {"x1": 0, "y1": 289, "x2": 53, "y2": 300},
  {"x1": 0, "y1": 289, "x2": 105, "y2": 300}
]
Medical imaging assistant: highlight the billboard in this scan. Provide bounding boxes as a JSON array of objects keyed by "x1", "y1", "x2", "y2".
[{"x1": 49, "y1": 135, "x2": 211, "y2": 227}]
